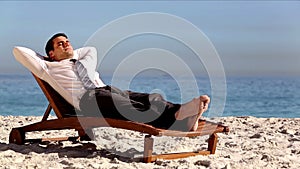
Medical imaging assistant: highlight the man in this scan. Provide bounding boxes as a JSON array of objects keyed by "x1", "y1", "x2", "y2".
[{"x1": 45, "y1": 33, "x2": 210, "y2": 131}]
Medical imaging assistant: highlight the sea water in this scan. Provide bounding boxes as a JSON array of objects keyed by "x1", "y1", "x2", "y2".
[{"x1": 1, "y1": 73, "x2": 300, "y2": 118}]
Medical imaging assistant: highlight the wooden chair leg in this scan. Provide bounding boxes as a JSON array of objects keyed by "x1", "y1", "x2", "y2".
[
  {"x1": 143, "y1": 135, "x2": 154, "y2": 163},
  {"x1": 78, "y1": 128, "x2": 94, "y2": 141},
  {"x1": 41, "y1": 104, "x2": 52, "y2": 122},
  {"x1": 9, "y1": 128, "x2": 25, "y2": 145},
  {"x1": 208, "y1": 133, "x2": 218, "y2": 154}
]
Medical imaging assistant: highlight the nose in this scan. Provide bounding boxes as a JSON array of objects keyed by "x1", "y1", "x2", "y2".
[{"x1": 63, "y1": 41, "x2": 70, "y2": 48}]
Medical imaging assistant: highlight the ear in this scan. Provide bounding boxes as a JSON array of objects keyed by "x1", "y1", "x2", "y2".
[{"x1": 49, "y1": 51, "x2": 55, "y2": 60}]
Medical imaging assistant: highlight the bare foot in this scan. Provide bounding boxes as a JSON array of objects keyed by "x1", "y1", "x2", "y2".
[
  {"x1": 187, "y1": 101, "x2": 205, "y2": 131},
  {"x1": 177, "y1": 95, "x2": 210, "y2": 131},
  {"x1": 175, "y1": 95, "x2": 210, "y2": 120},
  {"x1": 188, "y1": 95, "x2": 210, "y2": 131},
  {"x1": 199, "y1": 95, "x2": 210, "y2": 113},
  {"x1": 175, "y1": 97, "x2": 200, "y2": 120}
]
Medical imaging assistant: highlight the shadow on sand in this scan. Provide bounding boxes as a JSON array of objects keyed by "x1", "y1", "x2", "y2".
[{"x1": 0, "y1": 140, "x2": 144, "y2": 163}]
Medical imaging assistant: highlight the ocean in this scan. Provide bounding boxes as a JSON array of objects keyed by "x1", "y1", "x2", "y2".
[{"x1": 1, "y1": 73, "x2": 300, "y2": 118}]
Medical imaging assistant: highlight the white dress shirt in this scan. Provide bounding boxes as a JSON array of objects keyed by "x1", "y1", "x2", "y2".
[{"x1": 45, "y1": 47, "x2": 106, "y2": 108}]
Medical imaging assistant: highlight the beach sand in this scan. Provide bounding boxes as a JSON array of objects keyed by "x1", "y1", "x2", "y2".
[{"x1": 0, "y1": 115, "x2": 299, "y2": 169}]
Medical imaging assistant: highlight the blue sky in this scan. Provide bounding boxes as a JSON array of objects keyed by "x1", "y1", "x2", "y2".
[{"x1": 1, "y1": 1, "x2": 300, "y2": 77}]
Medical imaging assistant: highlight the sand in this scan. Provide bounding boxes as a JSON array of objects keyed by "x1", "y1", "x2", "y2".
[{"x1": 0, "y1": 115, "x2": 299, "y2": 169}]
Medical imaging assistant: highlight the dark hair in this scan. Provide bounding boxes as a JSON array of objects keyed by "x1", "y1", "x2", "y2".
[{"x1": 45, "y1": 33, "x2": 68, "y2": 56}]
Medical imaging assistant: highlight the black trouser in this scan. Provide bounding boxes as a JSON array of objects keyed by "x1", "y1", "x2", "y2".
[{"x1": 79, "y1": 85, "x2": 188, "y2": 130}]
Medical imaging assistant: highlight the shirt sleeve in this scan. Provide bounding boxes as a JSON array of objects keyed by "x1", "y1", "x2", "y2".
[
  {"x1": 75, "y1": 47, "x2": 98, "y2": 83},
  {"x1": 13, "y1": 46, "x2": 48, "y2": 80}
]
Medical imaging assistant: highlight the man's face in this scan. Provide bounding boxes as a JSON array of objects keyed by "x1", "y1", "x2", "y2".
[{"x1": 49, "y1": 36, "x2": 74, "y2": 61}]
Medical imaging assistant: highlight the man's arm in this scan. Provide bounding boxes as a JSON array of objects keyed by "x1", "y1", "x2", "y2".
[
  {"x1": 13, "y1": 46, "x2": 48, "y2": 80},
  {"x1": 75, "y1": 47, "x2": 98, "y2": 84}
]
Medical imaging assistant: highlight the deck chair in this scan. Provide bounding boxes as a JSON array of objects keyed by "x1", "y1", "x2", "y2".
[{"x1": 10, "y1": 46, "x2": 229, "y2": 163}]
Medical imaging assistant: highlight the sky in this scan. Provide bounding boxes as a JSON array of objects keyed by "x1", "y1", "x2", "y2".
[{"x1": 1, "y1": 1, "x2": 300, "y2": 77}]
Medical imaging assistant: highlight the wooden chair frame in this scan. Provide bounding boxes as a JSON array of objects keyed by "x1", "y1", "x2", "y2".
[{"x1": 9, "y1": 74, "x2": 229, "y2": 163}]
